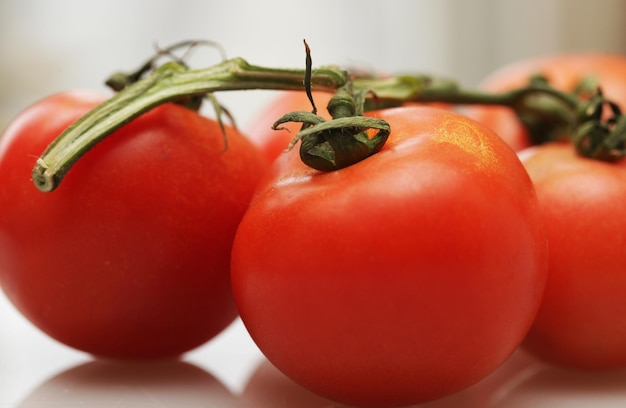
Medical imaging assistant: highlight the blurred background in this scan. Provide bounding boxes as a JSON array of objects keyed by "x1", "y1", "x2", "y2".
[{"x1": 1, "y1": 0, "x2": 626, "y2": 131}]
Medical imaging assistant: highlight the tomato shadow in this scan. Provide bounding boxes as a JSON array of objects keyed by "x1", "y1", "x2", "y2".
[
  {"x1": 240, "y1": 350, "x2": 542, "y2": 408},
  {"x1": 240, "y1": 358, "x2": 345, "y2": 408},
  {"x1": 18, "y1": 359, "x2": 237, "y2": 407},
  {"x1": 491, "y1": 362, "x2": 626, "y2": 407}
]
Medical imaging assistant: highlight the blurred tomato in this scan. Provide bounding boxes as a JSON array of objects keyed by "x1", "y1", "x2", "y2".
[
  {"x1": 520, "y1": 142, "x2": 626, "y2": 369},
  {"x1": 463, "y1": 53, "x2": 626, "y2": 150}
]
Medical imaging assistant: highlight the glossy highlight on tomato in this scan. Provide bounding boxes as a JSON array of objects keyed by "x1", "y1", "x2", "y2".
[
  {"x1": 231, "y1": 106, "x2": 548, "y2": 407},
  {"x1": 0, "y1": 90, "x2": 269, "y2": 359}
]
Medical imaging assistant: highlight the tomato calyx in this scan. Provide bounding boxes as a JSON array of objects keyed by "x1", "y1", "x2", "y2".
[
  {"x1": 272, "y1": 87, "x2": 390, "y2": 172},
  {"x1": 505, "y1": 75, "x2": 578, "y2": 146},
  {"x1": 271, "y1": 40, "x2": 390, "y2": 172},
  {"x1": 491, "y1": 74, "x2": 626, "y2": 162},
  {"x1": 572, "y1": 88, "x2": 626, "y2": 162}
]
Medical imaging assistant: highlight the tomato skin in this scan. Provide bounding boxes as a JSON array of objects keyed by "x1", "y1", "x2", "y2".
[
  {"x1": 463, "y1": 53, "x2": 626, "y2": 150},
  {"x1": 520, "y1": 143, "x2": 626, "y2": 369},
  {"x1": 232, "y1": 106, "x2": 547, "y2": 406},
  {"x1": 0, "y1": 91, "x2": 269, "y2": 359}
]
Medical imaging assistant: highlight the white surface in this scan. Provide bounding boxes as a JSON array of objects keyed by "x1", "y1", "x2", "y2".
[{"x1": 3, "y1": 291, "x2": 626, "y2": 408}]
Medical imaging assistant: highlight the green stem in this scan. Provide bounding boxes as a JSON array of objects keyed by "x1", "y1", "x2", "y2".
[
  {"x1": 355, "y1": 75, "x2": 579, "y2": 107},
  {"x1": 31, "y1": 55, "x2": 619, "y2": 192},
  {"x1": 32, "y1": 58, "x2": 348, "y2": 192}
]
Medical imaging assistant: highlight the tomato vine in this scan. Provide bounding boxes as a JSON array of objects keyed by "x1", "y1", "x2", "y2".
[{"x1": 31, "y1": 40, "x2": 626, "y2": 193}]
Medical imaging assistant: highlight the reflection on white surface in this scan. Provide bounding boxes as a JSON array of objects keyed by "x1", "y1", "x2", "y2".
[
  {"x1": 490, "y1": 365, "x2": 626, "y2": 408},
  {"x1": 236, "y1": 350, "x2": 626, "y2": 408},
  {"x1": 235, "y1": 357, "x2": 528, "y2": 408},
  {"x1": 4, "y1": 290, "x2": 626, "y2": 407},
  {"x1": 18, "y1": 361, "x2": 237, "y2": 408}
]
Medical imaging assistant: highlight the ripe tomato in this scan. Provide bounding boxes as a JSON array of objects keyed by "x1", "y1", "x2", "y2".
[
  {"x1": 245, "y1": 91, "x2": 333, "y2": 163},
  {"x1": 0, "y1": 91, "x2": 269, "y2": 359},
  {"x1": 463, "y1": 53, "x2": 626, "y2": 151},
  {"x1": 520, "y1": 142, "x2": 626, "y2": 369},
  {"x1": 231, "y1": 106, "x2": 548, "y2": 406}
]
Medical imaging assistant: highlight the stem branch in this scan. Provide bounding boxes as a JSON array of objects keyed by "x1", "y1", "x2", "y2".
[{"x1": 32, "y1": 58, "x2": 348, "y2": 192}]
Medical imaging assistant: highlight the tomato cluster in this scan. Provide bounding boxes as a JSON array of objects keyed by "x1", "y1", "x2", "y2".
[{"x1": 1, "y1": 51, "x2": 625, "y2": 407}]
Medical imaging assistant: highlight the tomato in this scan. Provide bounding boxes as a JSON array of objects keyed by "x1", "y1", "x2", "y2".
[
  {"x1": 519, "y1": 142, "x2": 626, "y2": 369},
  {"x1": 231, "y1": 106, "x2": 548, "y2": 407},
  {"x1": 0, "y1": 91, "x2": 269, "y2": 359},
  {"x1": 245, "y1": 91, "x2": 333, "y2": 163},
  {"x1": 463, "y1": 53, "x2": 626, "y2": 151}
]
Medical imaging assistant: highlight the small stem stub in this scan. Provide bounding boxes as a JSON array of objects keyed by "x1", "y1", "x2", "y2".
[{"x1": 32, "y1": 158, "x2": 57, "y2": 193}]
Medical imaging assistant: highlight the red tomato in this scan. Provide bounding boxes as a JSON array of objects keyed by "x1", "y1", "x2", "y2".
[
  {"x1": 520, "y1": 142, "x2": 626, "y2": 369},
  {"x1": 463, "y1": 53, "x2": 626, "y2": 151},
  {"x1": 0, "y1": 91, "x2": 269, "y2": 359},
  {"x1": 231, "y1": 106, "x2": 548, "y2": 406},
  {"x1": 245, "y1": 91, "x2": 333, "y2": 163}
]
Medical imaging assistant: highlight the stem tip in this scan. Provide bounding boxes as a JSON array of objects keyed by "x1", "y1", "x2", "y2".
[{"x1": 32, "y1": 159, "x2": 57, "y2": 193}]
